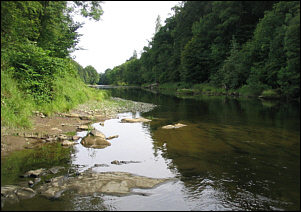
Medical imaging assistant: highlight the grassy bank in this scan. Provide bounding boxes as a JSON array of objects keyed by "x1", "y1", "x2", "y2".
[{"x1": 1, "y1": 65, "x2": 109, "y2": 130}]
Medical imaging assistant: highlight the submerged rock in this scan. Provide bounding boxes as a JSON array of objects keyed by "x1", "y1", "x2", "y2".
[
  {"x1": 107, "y1": 135, "x2": 119, "y2": 140},
  {"x1": 36, "y1": 172, "x2": 173, "y2": 199},
  {"x1": 111, "y1": 160, "x2": 141, "y2": 165},
  {"x1": 162, "y1": 123, "x2": 187, "y2": 129},
  {"x1": 94, "y1": 164, "x2": 110, "y2": 167}
]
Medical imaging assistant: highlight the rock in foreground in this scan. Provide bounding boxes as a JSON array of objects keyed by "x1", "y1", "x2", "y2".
[
  {"x1": 36, "y1": 172, "x2": 172, "y2": 199},
  {"x1": 1, "y1": 185, "x2": 36, "y2": 207}
]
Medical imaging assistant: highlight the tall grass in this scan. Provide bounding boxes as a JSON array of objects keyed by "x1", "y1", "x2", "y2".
[
  {"x1": 1, "y1": 69, "x2": 35, "y2": 129},
  {"x1": 1, "y1": 65, "x2": 109, "y2": 129},
  {"x1": 39, "y1": 69, "x2": 109, "y2": 116}
]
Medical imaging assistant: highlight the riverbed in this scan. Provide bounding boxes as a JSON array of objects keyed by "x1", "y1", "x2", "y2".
[{"x1": 1, "y1": 87, "x2": 300, "y2": 211}]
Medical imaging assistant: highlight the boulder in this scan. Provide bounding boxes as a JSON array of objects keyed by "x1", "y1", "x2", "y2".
[
  {"x1": 20, "y1": 168, "x2": 46, "y2": 178},
  {"x1": 89, "y1": 129, "x2": 106, "y2": 139},
  {"x1": 81, "y1": 135, "x2": 111, "y2": 149},
  {"x1": 121, "y1": 118, "x2": 152, "y2": 123}
]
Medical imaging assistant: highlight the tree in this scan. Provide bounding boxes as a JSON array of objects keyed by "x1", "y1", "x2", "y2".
[
  {"x1": 71, "y1": 59, "x2": 85, "y2": 82},
  {"x1": 155, "y1": 15, "x2": 162, "y2": 34},
  {"x1": 127, "y1": 50, "x2": 138, "y2": 61},
  {"x1": 99, "y1": 1, "x2": 299, "y2": 98},
  {"x1": 1, "y1": 1, "x2": 104, "y2": 102},
  {"x1": 84, "y1": 65, "x2": 99, "y2": 84}
]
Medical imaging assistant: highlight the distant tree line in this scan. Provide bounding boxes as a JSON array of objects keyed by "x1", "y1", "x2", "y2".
[
  {"x1": 72, "y1": 61, "x2": 100, "y2": 85},
  {"x1": 99, "y1": 1, "x2": 300, "y2": 98}
]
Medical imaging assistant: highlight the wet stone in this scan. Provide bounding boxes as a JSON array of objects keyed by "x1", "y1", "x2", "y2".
[
  {"x1": 20, "y1": 168, "x2": 46, "y2": 178},
  {"x1": 48, "y1": 166, "x2": 65, "y2": 175},
  {"x1": 1, "y1": 185, "x2": 36, "y2": 207},
  {"x1": 35, "y1": 172, "x2": 173, "y2": 199},
  {"x1": 94, "y1": 164, "x2": 110, "y2": 167}
]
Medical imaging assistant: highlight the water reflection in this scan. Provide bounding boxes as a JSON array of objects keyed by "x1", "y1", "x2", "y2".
[
  {"x1": 2, "y1": 88, "x2": 299, "y2": 211},
  {"x1": 110, "y1": 88, "x2": 300, "y2": 211}
]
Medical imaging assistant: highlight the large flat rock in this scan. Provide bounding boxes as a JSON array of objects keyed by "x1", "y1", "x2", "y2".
[
  {"x1": 36, "y1": 172, "x2": 172, "y2": 199},
  {"x1": 121, "y1": 118, "x2": 152, "y2": 123}
]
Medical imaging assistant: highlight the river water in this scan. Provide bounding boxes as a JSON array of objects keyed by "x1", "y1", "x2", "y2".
[{"x1": 2, "y1": 88, "x2": 300, "y2": 211}]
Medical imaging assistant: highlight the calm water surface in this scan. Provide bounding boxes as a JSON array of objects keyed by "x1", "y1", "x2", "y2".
[{"x1": 2, "y1": 88, "x2": 300, "y2": 211}]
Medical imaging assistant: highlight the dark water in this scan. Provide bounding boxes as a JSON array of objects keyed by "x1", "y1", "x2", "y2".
[{"x1": 2, "y1": 88, "x2": 300, "y2": 211}]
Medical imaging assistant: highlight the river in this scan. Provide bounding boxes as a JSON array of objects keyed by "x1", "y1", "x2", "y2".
[{"x1": 2, "y1": 87, "x2": 300, "y2": 211}]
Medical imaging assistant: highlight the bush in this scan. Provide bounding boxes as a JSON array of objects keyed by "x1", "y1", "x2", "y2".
[
  {"x1": 1, "y1": 46, "x2": 109, "y2": 128},
  {"x1": 238, "y1": 84, "x2": 271, "y2": 97},
  {"x1": 260, "y1": 89, "x2": 282, "y2": 98}
]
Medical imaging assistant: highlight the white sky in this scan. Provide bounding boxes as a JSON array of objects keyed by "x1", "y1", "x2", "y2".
[{"x1": 71, "y1": 1, "x2": 180, "y2": 74}]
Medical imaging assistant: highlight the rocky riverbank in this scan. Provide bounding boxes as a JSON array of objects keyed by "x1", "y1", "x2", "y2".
[
  {"x1": 1, "y1": 97, "x2": 167, "y2": 208},
  {"x1": 1, "y1": 97, "x2": 157, "y2": 156},
  {"x1": 1, "y1": 168, "x2": 174, "y2": 207}
]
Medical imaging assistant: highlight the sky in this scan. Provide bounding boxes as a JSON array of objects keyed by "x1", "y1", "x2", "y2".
[{"x1": 71, "y1": 1, "x2": 180, "y2": 74}]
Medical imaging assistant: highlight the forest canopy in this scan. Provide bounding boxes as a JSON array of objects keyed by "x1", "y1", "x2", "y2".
[{"x1": 99, "y1": 1, "x2": 300, "y2": 99}]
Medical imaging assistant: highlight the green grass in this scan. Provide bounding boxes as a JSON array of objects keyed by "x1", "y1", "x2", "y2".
[
  {"x1": 1, "y1": 65, "x2": 109, "y2": 130},
  {"x1": 1, "y1": 69, "x2": 35, "y2": 129}
]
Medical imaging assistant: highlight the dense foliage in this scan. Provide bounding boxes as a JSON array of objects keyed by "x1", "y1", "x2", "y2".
[
  {"x1": 1, "y1": 1, "x2": 106, "y2": 128},
  {"x1": 72, "y1": 60, "x2": 100, "y2": 84},
  {"x1": 99, "y1": 1, "x2": 300, "y2": 99}
]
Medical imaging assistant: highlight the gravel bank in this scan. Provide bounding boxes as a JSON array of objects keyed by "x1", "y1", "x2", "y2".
[{"x1": 72, "y1": 97, "x2": 158, "y2": 118}]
